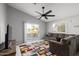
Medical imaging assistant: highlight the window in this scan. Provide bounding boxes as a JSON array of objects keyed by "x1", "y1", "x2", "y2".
[
  {"x1": 24, "y1": 23, "x2": 39, "y2": 38},
  {"x1": 52, "y1": 22, "x2": 65, "y2": 32},
  {"x1": 52, "y1": 23, "x2": 57, "y2": 32}
]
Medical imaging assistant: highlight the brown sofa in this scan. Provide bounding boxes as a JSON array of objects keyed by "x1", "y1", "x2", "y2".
[
  {"x1": 44, "y1": 33, "x2": 75, "y2": 41},
  {"x1": 44, "y1": 33, "x2": 79, "y2": 56}
]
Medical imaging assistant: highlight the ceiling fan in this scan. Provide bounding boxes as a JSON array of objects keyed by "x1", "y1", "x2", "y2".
[{"x1": 35, "y1": 6, "x2": 55, "y2": 20}]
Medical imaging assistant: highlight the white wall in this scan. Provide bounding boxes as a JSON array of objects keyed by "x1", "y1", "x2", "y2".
[
  {"x1": 47, "y1": 15, "x2": 79, "y2": 34},
  {"x1": 66, "y1": 15, "x2": 79, "y2": 34},
  {"x1": 0, "y1": 4, "x2": 7, "y2": 44},
  {"x1": 7, "y1": 5, "x2": 46, "y2": 44}
]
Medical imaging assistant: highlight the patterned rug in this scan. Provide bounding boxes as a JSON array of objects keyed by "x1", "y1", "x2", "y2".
[{"x1": 19, "y1": 40, "x2": 54, "y2": 56}]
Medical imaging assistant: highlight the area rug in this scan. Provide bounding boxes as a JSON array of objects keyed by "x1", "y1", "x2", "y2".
[{"x1": 19, "y1": 40, "x2": 54, "y2": 56}]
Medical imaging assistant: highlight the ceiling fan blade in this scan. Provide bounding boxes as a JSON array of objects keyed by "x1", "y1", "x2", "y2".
[
  {"x1": 45, "y1": 16, "x2": 48, "y2": 19},
  {"x1": 45, "y1": 10, "x2": 52, "y2": 15},
  {"x1": 38, "y1": 16, "x2": 42, "y2": 20},
  {"x1": 46, "y1": 15, "x2": 55, "y2": 17},
  {"x1": 35, "y1": 11, "x2": 42, "y2": 15}
]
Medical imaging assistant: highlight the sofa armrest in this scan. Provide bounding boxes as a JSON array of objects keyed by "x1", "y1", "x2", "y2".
[
  {"x1": 62, "y1": 36, "x2": 74, "y2": 45},
  {"x1": 48, "y1": 39, "x2": 63, "y2": 45},
  {"x1": 63, "y1": 36, "x2": 73, "y2": 40}
]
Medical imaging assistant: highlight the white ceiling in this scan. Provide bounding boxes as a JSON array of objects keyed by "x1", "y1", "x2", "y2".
[{"x1": 8, "y1": 3, "x2": 79, "y2": 22}]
